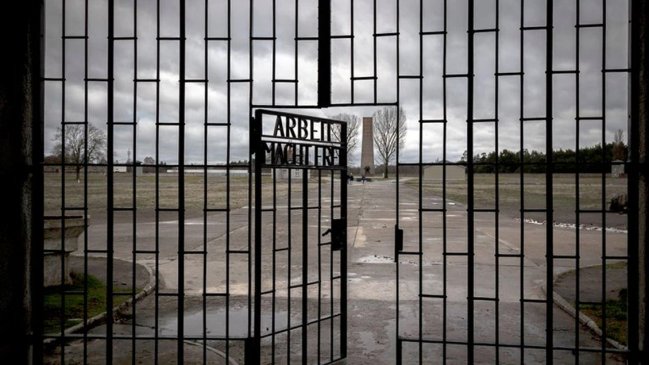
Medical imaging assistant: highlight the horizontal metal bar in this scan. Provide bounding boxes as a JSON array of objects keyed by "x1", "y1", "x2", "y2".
[
  {"x1": 602, "y1": 68, "x2": 631, "y2": 73},
  {"x1": 496, "y1": 253, "x2": 522, "y2": 258},
  {"x1": 204, "y1": 37, "x2": 230, "y2": 41},
  {"x1": 330, "y1": 35, "x2": 353, "y2": 39},
  {"x1": 473, "y1": 296, "x2": 499, "y2": 302},
  {"x1": 419, "y1": 119, "x2": 447, "y2": 124},
  {"x1": 398, "y1": 251, "x2": 422, "y2": 256},
  {"x1": 551, "y1": 70, "x2": 579, "y2": 74},
  {"x1": 495, "y1": 72, "x2": 523, "y2": 76},
  {"x1": 520, "y1": 25, "x2": 549, "y2": 31},
  {"x1": 575, "y1": 23, "x2": 603, "y2": 28},
  {"x1": 351, "y1": 76, "x2": 377, "y2": 80},
  {"x1": 420, "y1": 31, "x2": 446, "y2": 35},
  {"x1": 420, "y1": 294, "x2": 446, "y2": 299},
  {"x1": 374, "y1": 32, "x2": 399, "y2": 37},
  {"x1": 444, "y1": 252, "x2": 469, "y2": 256},
  {"x1": 444, "y1": 74, "x2": 470, "y2": 78},
  {"x1": 473, "y1": 28, "x2": 498, "y2": 33},
  {"x1": 398, "y1": 75, "x2": 422, "y2": 79}
]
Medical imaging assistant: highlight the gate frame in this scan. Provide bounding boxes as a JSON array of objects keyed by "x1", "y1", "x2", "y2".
[{"x1": 250, "y1": 109, "x2": 348, "y2": 364}]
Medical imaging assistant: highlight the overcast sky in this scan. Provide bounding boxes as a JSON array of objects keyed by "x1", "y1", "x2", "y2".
[{"x1": 43, "y1": 0, "x2": 630, "y2": 166}]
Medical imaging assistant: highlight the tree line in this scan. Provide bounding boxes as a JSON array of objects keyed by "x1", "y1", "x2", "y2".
[{"x1": 463, "y1": 142, "x2": 628, "y2": 173}]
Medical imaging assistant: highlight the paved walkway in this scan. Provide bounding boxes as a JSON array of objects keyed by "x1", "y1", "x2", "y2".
[{"x1": 49, "y1": 178, "x2": 628, "y2": 364}]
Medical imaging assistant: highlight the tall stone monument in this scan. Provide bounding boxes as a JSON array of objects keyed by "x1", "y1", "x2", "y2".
[{"x1": 361, "y1": 117, "x2": 374, "y2": 176}]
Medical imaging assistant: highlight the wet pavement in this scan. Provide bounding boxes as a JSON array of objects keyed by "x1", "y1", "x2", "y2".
[{"x1": 48, "y1": 178, "x2": 628, "y2": 364}]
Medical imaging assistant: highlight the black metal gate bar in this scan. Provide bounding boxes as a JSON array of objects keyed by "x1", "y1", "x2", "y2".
[
  {"x1": 545, "y1": 1, "x2": 555, "y2": 362},
  {"x1": 106, "y1": 0, "x2": 115, "y2": 362}
]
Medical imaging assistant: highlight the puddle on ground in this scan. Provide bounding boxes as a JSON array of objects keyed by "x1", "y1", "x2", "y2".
[{"x1": 158, "y1": 306, "x2": 288, "y2": 338}]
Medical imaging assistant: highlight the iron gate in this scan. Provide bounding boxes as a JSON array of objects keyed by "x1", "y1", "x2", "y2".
[
  {"x1": 251, "y1": 109, "x2": 348, "y2": 364},
  {"x1": 39, "y1": 0, "x2": 639, "y2": 363}
]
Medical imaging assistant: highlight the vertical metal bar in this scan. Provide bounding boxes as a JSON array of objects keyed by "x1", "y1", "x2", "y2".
[
  {"x1": 600, "y1": 1, "x2": 609, "y2": 362},
  {"x1": 574, "y1": 1, "x2": 581, "y2": 362},
  {"x1": 395, "y1": 0, "x2": 402, "y2": 361},
  {"x1": 253, "y1": 111, "x2": 263, "y2": 364},
  {"x1": 340, "y1": 123, "x2": 348, "y2": 359},
  {"x1": 350, "y1": 0, "x2": 355, "y2": 104},
  {"x1": 628, "y1": 0, "x2": 645, "y2": 361},
  {"x1": 154, "y1": 0, "x2": 161, "y2": 361},
  {"x1": 202, "y1": 0, "x2": 209, "y2": 362},
  {"x1": 372, "y1": 0, "x2": 377, "y2": 104},
  {"x1": 272, "y1": 167, "x2": 277, "y2": 363},
  {"x1": 318, "y1": 0, "x2": 331, "y2": 107},
  {"x1": 302, "y1": 167, "x2": 309, "y2": 364},
  {"x1": 442, "y1": 0, "x2": 448, "y2": 361},
  {"x1": 82, "y1": 0, "x2": 89, "y2": 361},
  {"x1": 418, "y1": 1, "x2": 424, "y2": 362},
  {"x1": 494, "y1": 1, "x2": 501, "y2": 361},
  {"x1": 131, "y1": 1, "x2": 139, "y2": 361},
  {"x1": 317, "y1": 168, "x2": 322, "y2": 364},
  {"x1": 518, "y1": 1, "x2": 526, "y2": 362},
  {"x1": 225, "y1": 0, "x2": 232, "y2": 359},
  {"x1": 467, "y1": 0, "x2": 475, "y2": 362},
  {"x1": 545, "y1": 0, "x2": 555, "y2": 362},
  {"x1": 177, "y1": 0, "x2": 186, "y2": 361},
  {"x1": 106, "y1": 0, "x2": 115, "y2": 361},
  {"x1": 59, "y1": 2, "x2": 67, "y2": 361}
]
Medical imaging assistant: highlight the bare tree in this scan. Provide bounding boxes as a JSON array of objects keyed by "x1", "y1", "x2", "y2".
[
  {"x1": 612, "y1": 129, "x2": 626, "y2": 161},
  {"x1": 330, "y1": 113, "x2": 360, "y2": 165},
  {"x1": 373, "y1": 106, "x2": 407, "y2": 178},
  {"x1": 52, "y1": 124, "x2": 106, "y2": 182}
]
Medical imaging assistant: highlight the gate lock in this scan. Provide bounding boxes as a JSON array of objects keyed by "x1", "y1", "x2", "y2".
[{"x1": 322, "y1": 218, "x2": 346, "y2": 251}]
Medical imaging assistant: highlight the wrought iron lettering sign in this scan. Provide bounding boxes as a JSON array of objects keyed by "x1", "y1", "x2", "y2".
[{"x1": 254, "y1": 110, "x2": 345, "y2": 168}]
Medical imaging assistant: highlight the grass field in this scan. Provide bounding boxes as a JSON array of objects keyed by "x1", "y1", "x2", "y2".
[
  {"x1": 44, "y1": 171, "x2": 328, "y2": 221},
  {"x1": 407, "y1": 173, "x2": 628, "y2": 227}
]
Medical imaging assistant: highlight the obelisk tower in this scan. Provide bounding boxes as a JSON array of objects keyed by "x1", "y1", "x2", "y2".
[{"x1": 360, "y1": 117, "x2": 374, "y2": 176}]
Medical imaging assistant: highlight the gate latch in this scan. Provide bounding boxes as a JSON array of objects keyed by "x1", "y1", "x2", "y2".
[{"x1": 324, "y1": 218, "x2": 346, "y2": 251}]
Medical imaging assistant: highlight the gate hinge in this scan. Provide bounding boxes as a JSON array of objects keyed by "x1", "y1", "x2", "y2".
[{"x1": 394, "y1": 225, "x2": 403, "y2": 262}]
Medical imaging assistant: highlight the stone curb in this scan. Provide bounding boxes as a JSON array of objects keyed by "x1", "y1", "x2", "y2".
[
  {"x1": 43, "y1": 260, "x2": 157, "y2": 345},
  {"x1": 544, "y1": 277, "x2": 627, "y2": 351}
]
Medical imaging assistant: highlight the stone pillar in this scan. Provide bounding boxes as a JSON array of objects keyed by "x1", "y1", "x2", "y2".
[
  {"x1": 0, "y1": 0, "x2": 42, "y2": 362},
  {"x1": 360, "y1": 117, "x2": 374, "y2": 176}
]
